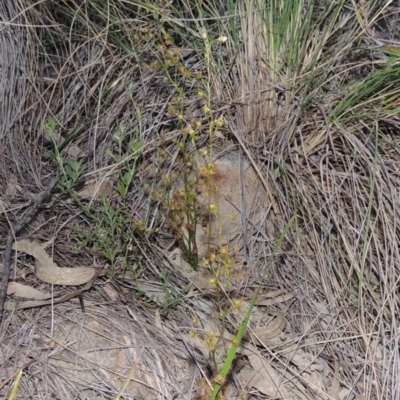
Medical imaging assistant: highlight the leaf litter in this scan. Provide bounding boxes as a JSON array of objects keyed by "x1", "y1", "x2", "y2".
[{"x1": 1, "y1": 1, "x2": 400, "y2": 399}]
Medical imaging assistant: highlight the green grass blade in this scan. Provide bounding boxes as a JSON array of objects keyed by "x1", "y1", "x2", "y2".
[{"x1": 209, "y1": 215, "x2": 295, "y2": 399}]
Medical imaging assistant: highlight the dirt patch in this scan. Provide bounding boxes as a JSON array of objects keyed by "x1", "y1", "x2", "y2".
[{"x1": 1, "y1": 300, "x2": 193, "y2": 399}]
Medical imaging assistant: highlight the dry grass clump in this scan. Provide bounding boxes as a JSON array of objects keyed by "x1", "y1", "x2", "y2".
[{"x1": 1, "y1": 0, "x2": 400, "y2": 399}]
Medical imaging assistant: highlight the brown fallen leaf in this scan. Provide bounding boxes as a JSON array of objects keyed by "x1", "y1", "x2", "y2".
[
  {"x1": 4, "y1": 278, "x2": 93, "y2": 310},
  {"x1": 7, "y1": 282, "x2": 54, "y2": 300},
  {"x1": 13, "y1": 239, "x2": 95, "y2": 286}
]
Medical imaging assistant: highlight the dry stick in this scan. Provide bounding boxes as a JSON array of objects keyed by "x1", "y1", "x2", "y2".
[
  {"x1": 0, "y1": 359, "x2": 35, "y2": 391},
  {"x1": 239, "y1": 144, "x2": 249, "y2": 264},
  {"x1": 0, "y1": 175, "x2": 59, "y2": 324}
]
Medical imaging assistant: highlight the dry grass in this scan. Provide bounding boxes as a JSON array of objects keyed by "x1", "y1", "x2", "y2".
[{"x1": 1, "y1": 0, "x2": 400, "y2": 399}]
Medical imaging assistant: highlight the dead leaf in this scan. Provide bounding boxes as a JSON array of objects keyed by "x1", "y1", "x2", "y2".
[
  {"x1": 7, "y1": 282, "x2": 54, "y2": 300},
  {"x1": 13, "y1": 239, "x2": 95, "y2": 285},
  {"x1": 35, "y1": 260, "x2": 95, "y2": 286},
  {"x1": 4, "y1": 278, "x2": 93, "y2": 310}
]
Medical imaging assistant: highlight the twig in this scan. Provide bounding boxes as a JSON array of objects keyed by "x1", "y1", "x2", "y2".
[
  {"x1": 0, "y1": 359, "x2": 35, "y2": 391},
  {"x1": 0, "y1": 175, "x2": 59, "y2": 324},
  {"x1": 239, "y1": 145, "x2": 249, "y2": 264}
]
